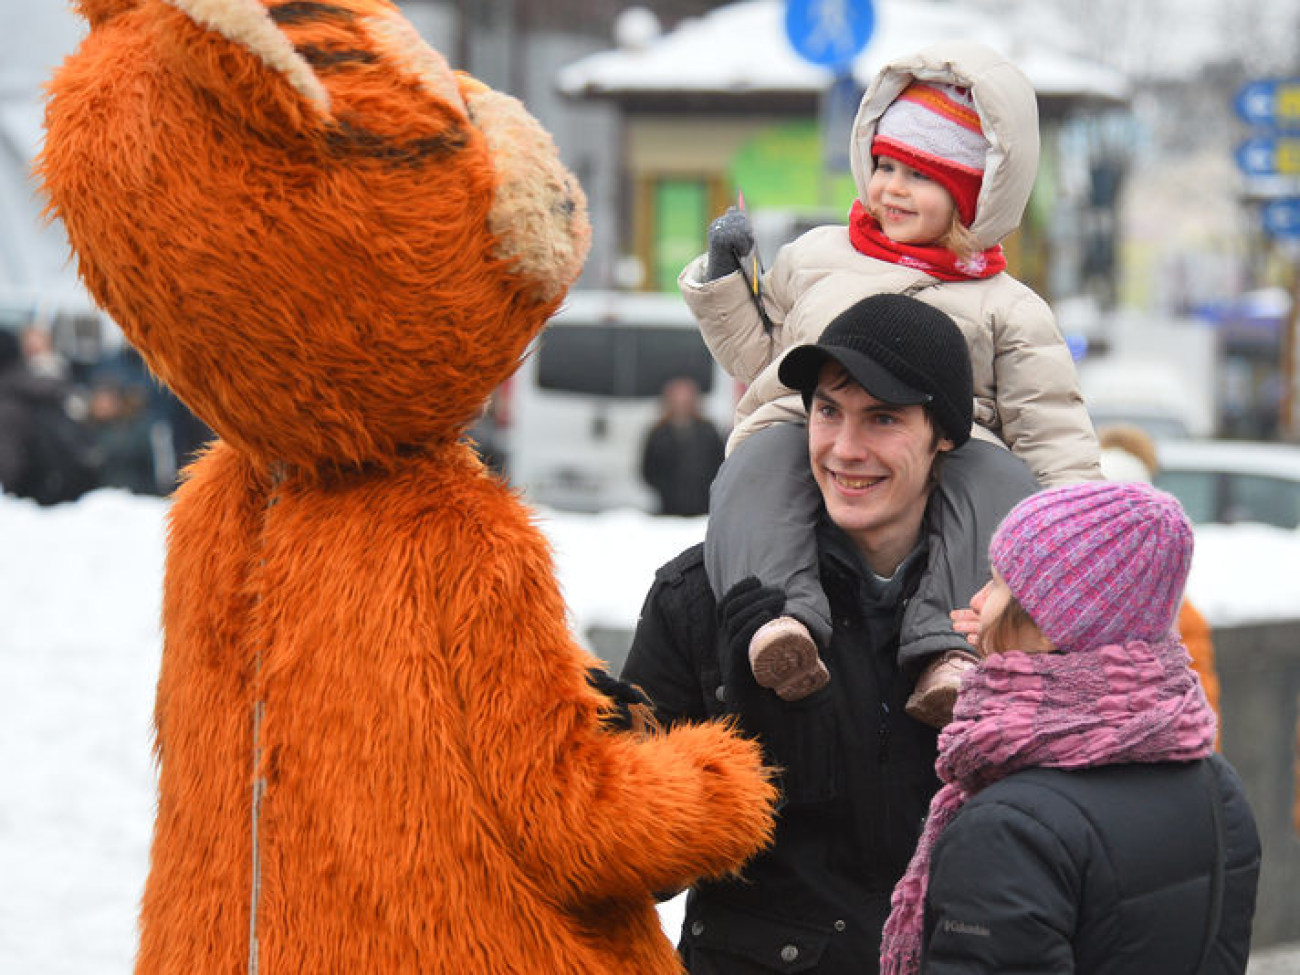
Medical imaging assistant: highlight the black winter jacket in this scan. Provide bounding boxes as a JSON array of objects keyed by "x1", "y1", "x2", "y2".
[
  {"x1": 922, "y1": 756, "x2": 1261, "y2": 974},
  {"x1": 622, "y1": 521, "x2": 942, "y2": 974}
]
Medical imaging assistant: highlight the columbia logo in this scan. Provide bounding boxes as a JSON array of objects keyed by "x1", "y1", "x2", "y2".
[{"x1": 941, "y1": 919, "x2": 991, "y2": 938}]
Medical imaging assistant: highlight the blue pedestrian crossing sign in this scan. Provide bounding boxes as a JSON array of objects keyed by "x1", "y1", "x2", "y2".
[{"x1": 785, "y1": 0, "x2": 875, "y2": 70}]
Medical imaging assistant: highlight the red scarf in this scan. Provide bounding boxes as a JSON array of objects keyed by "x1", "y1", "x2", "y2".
[
  {"x1": 848, "y1": 199, "x2": 1006, "y2": 281},
  {"x1": 879, "y1": 638, "x2": 1217, "y2": 975}
]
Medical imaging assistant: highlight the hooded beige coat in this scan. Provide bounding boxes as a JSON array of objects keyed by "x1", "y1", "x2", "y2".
[{"x1": 680, "y1": 40, "x2": 1099, "y2": 487}]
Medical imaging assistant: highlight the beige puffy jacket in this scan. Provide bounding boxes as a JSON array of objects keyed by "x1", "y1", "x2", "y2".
[{"x1": 679, "y1": 41, "x2": 1100, "y2": 487}]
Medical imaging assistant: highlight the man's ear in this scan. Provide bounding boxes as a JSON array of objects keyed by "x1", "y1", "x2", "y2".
[{"x1": 936, "y1": 437, "x2": 955, "y2": 454}]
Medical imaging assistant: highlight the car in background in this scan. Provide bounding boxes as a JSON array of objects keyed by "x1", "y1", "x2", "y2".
[
  {"x1": 1089, "y1": 405, "x2": 1192, "y2": 442},
  {"x1": 1154, "y1": 439, "x2": 1300, "y2": 529},
  {"x1": 503, "y1": 290, "x2": 736, "y2": 513},
  {"x1": 1079, "y1": 355, "x2": 1214, "y2": 442}
]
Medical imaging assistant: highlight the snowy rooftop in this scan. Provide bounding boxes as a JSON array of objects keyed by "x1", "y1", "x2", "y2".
[{"x1": 558, "y1": 0, "x2": 1130, "y2": 102}]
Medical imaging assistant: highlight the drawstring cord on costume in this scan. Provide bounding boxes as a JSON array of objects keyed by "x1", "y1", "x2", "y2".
[
  {"x1": 248, "y1": 698, "x2": 266, "y2": 975},
  {"x1": 248, "y1": 462, "x2": 286, "y2": 975}
]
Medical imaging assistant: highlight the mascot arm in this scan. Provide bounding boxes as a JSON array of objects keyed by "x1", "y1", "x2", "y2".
[{"x1": 452, "y1": 556, "x2": 776, "y2": 903}]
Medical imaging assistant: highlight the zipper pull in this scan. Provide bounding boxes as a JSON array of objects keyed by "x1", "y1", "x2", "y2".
[{"x1": 878, "y1": 701, "x2": 891, "y2": 763}]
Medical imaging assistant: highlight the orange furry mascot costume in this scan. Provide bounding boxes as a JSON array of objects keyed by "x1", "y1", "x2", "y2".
[{"x1": 40, "y1": 1, "x2": 776, "y2": 971}]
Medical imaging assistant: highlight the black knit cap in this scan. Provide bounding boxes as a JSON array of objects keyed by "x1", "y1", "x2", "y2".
[{"x1": 778, "y1": 293, "x2": 973, "y2": 446}]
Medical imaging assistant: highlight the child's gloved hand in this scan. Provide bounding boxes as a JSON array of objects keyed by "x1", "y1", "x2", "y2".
[
  {"x1": 717, "y1": 576, "x2": 785, "y2": 698},
  {"x1": 706, "y1": 207, "x2": 755, "y2": 281}
]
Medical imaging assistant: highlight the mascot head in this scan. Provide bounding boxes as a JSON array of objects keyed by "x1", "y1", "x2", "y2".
[{"x1": 41, "y1": 0, "x2": 590, "y2": 474}]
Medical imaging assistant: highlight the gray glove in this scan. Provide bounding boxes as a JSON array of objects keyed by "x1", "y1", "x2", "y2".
[{"x1": 706, "y1": 207, "x2": 755, "y2": 281}]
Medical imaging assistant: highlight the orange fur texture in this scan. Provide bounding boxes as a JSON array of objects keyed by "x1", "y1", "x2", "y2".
[{"x1": 40, "y1": 1, "x2": 776, "y2": 971}]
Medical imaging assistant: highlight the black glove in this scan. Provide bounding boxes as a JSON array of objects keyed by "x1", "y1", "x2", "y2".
[
  {"x1": 586, "y1": 667, "x2": 654, "y2": 732},
  {"x1": 716, "y1": 576, "x2": 786, "y2": 701},
  {"x1": 706, "y1": 207, "x2": 755, "y2": 281}
]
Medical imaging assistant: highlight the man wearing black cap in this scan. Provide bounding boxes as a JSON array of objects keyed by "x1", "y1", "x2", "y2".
[{"x1": 620, "y1": 293, "x2": 1037, "y2": 974}]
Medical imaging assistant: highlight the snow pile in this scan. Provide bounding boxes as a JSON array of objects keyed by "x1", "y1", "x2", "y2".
[
  {"x1": 1, "y1": 492, "x2": 164, "y2": 975},
  {"x1": 1182, "y1": 523, "x2": 1300, "y2": 626}
]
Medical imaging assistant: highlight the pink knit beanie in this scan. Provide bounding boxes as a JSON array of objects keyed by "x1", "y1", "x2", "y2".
[
  {"x1": 989, "y1": 481, "x2": 1194, "y2": 653},
  {"x1": 872, "y1": 82, "x2": 988, "y2": 225}
]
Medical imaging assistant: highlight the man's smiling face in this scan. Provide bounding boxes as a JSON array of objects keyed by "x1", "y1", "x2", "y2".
[{"x1": 808, "y1": 363, "x2": 952, "y2": 575}]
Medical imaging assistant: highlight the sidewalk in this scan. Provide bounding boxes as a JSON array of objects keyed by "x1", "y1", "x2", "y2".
[{"x1": 1251, "y1": 942, "x2": 1300, "y2": 974}]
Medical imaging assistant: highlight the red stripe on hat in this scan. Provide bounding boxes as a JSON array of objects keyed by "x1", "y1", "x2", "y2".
[{"x1": 872, "y1": 137, "x2": 985, "y2": 179}]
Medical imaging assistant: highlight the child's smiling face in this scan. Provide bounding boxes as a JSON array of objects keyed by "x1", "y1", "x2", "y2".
[{"x1": 867, "y1": 154, "x2": 959, "y2": 246}]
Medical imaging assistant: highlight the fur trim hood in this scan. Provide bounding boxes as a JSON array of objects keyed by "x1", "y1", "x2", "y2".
[{"x1": 849, "y1": 40, "x2": 1041, "y2": 250}]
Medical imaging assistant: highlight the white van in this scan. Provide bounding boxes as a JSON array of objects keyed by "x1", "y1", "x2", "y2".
[{"x1": 502, "y1": 290, "x2": 736, "y2": 512}]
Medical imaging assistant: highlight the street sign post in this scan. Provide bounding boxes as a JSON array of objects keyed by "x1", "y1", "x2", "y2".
[
  {"x1": 785, "y1": 0, "x2": 875, "y2": 177},
  {"x1": 821, "y1": 73, "x2": 863, "y2": 173},
  {"x1": 1235, "y1": 78, "x2": 1300, "y2": 438},
  {"x1": 785, "y1": 0, "x2": 875, "y2": 71}
]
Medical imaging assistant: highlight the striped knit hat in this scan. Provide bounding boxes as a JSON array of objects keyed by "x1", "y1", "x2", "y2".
[
  {"x1": 872, "y1": 82, "x2": 988, "y2": 225},
  {"x1": 989, "y1": 482, "x2": 1194, "y2": 654}
]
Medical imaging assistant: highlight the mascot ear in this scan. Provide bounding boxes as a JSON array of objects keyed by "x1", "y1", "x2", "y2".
[
  {"x1": 150, "y1": 0, "x2": 335, "y2": 135},
  {"x1": 148, "y1": 0, "x2": 493, "y2": 156},
  {"x1": 459, "y1": 76, "x2": 590, "y2": 301},
  {"x1": 147, "y1": 0, "x2": 491, "y2": 159}
]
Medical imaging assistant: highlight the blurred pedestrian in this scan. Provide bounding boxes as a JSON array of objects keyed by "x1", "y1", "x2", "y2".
[
  {"x1": 87, "y1": 379, "x2": 159, "y2": 494},
  {"x1": 883, "y1": 481, "x2": 1260, "y2": 974},
  {"x1": 20, "y1": 325, "x2": 70, "y2": 381},
  {"x1": 0, "y1": 330, "x2": 30, "y2": 492},
  {"x1": 640, "y1": 376, "x2": 724, "y2": 516},
  {"x1": 0, "y1": 328, "x2": 100, "y2": 504},
  {"x1": 1098, "y1": 423, "x2": 1222, "y2": 737}
]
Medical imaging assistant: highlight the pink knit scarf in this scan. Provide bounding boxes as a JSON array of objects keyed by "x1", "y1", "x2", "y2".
[{"x1": 879, "y1": 638, "x2": 1218, "y2": 975}]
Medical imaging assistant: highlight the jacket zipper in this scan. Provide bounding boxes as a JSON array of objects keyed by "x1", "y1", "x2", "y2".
[
  {"x1": 878, "y1": 701, "x2": 891, "y2": 764},
  {"x1": 248, "y1": 462, "x2": 286, "y2": 975}
]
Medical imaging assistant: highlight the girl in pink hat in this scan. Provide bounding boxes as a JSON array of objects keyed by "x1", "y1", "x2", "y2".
[{"x1": 880, "y1": 481, "x2": 1260, "y2": 974}]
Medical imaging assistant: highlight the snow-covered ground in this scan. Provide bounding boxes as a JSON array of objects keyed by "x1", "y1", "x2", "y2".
[{"x1": 2, "y1": 488, "x2": 1298, "y2": 973}]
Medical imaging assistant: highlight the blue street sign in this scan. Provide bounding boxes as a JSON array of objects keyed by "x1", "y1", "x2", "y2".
[
  {"x1": 1235, "y1": 79, "x2": 1300, "y2": 130},
  {"x1": 785, "y1": 0, "x2": 875, "y2": 70},
  {"x1": 1262, "y1": 199, "x2": 1300, "y2": 239},
  {"x1": 1235, "y1": 135, "x2": 1300, "y2": 177}
]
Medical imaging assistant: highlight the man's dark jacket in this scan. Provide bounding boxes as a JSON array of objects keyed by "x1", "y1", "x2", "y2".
[
  {"x1": 923, "y1": 756, "x2": 1260, "y2": 974},
  {"x1": 622, "y1": 521, "x2": 941, "y2": 974}
]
